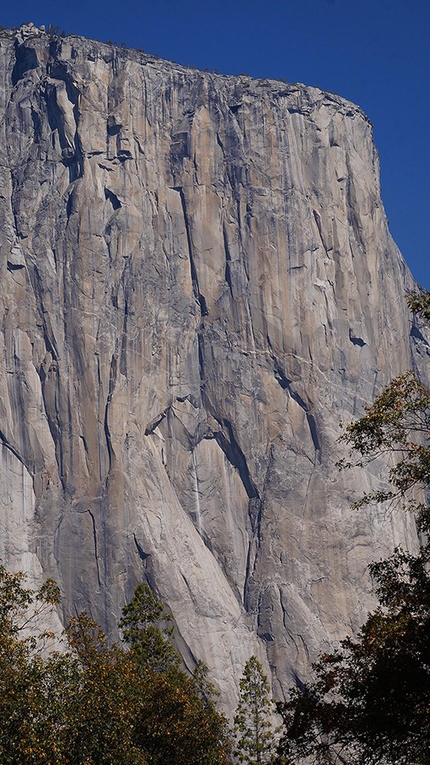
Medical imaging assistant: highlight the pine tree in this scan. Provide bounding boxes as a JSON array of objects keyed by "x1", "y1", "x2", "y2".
[{"x1": 233, "y1": 655, "x2": 278, "y2": 764}]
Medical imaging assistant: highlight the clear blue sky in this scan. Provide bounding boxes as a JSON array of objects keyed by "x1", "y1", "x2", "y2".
[{"x1": 2, "y1": 0, "x2": 429, "y2": 287}]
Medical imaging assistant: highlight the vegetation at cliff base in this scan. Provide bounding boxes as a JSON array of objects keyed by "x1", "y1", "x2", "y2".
[
  {"x1": 275, "y1": 291, "x2": 430, "y2": 765},
  {"x1": 0, "y1": 568, "x2": 230, "y2": 765},
  {"x1": 233, "y1": 655, "x2": 278, "y2": 764}
]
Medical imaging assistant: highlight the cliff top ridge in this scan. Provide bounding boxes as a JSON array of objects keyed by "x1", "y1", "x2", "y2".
[{"x1": 0, "y1": 22, "x2": 370, "y2": 125}]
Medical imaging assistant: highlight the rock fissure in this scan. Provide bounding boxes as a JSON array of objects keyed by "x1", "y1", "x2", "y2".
[
  {"x1": 269, "y1": 350, "x2": 321, "y2": 455},
  {"x1": 86, "y1": 507, "x2": 101, "y2": 588},
  {"x1": 213, "y1": 421, "x2": 259, "y2": 501},
  {"x1": 173, "y1": 185, "x2": 208, "y2": 316},
  {"x1": 0, "y1": 429, "x2": 29, "y2": 473}
]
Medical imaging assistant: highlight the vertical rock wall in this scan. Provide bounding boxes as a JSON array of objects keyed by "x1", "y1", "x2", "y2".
[{"x1": 0, "y1": 24, "x2": 427, "y2": 710}]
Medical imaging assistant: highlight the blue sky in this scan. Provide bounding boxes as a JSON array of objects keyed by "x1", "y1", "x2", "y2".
[{"x1": 2, "y1": 0, "x2": 429, "y2": 287}]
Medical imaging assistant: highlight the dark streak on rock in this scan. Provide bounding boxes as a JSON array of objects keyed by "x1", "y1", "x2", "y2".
[
  {"x1": 269, "y1": 343, "x2": 321, "y2": 454},
  {"x1": 213, "y1": 419, "x2": 259, "y2": 500},
  {"x1": 144, "y1": 409, "x2": 168, "y2": 436},
  {"x1": 11, "y1": 41, "x2": 39, "y2": 86},
  {"x1": 174, "y1": 186, "x2": 208, "y2": 316},
  {"x1": 87, "y1": 508, "x2": 101, "y2": 587},
  {"x1": 134, "y1": 533, "x2": 150, "y2": 566},
  {"x1": 104, "y1": 355, "x2": 117, "y2": 468},
  {"x1": 197, "y1": 330, "x2": 205, "y2": 386},
  {"x1": 104, "y1": 187, "x2": 121, "y2": 210},
  {"x1": 349, "y1": 334, "x2": 366, "y2": 347},
  {"x1": 0, "y1": 429, "x2": 28, "y2": 471},
  {"x1": 223, "y1": 226, "x2": 233, "y2": 293}
]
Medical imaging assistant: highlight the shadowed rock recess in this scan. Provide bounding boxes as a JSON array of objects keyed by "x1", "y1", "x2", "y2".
[{"x1": 0, "y1": 23, "x2": 428, "y2": 712}]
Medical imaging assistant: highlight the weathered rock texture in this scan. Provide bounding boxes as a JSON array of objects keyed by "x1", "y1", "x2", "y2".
[{"x1": 0, "y1": 23, "x2": 428, "y2": 711}]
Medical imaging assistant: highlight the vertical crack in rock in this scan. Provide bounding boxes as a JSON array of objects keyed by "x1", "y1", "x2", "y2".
[
  {"x1": 243, "y1": 540, "x2": 254, "y2": 611},
  {"x1": 312, "y1": 209, "x2": 329, "y2": 256},
  {"x1": 38, "y1": 353, "x2": 61, "y2": 456},
  {"x1": 29, "y1": 265, "x2": 59, "y2": 358},
  {"x1": 223, "y1": 225, "x2": 233, "y2": 294},
  {"x1": 173, "y1": 186, "x2": 208, "y2": 316},
  {"x1": 270, "y1": 346, "x2": 321, "y2": 457},
  {"x1": 87, "y1": 508, "x2": 101, "y2": 587},
  {"x1": 117, "y1": 256, "x2": 132, "y2": 376},
  {"x1": 345, "y1": 154, "x2": 366, "y2": 253},
  {"x1": 243, "y1": 515, "x2": 264, "y2": 616},
  {"x1": 104, "y1": 355, "x2": 117, "y2": 471},
  {"x1": 209, "y1": 417, "x2": 263, "y2": 612}
]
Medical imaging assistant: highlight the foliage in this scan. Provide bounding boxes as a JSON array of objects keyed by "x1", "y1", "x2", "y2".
[
  {"x1": 0, "y1": 568, "x2": 231, "y2": 764},
  {"x1": 131, "y1": 667, "x2": 231, "y2": 765},
  {"x1": 233, "y1": 655, "x2": 278, "y2": 764},
  {"x1": 118, "y1": 582, "x2": 181, "y2": 674},
  {"x1": 276, "y1": 291, "x2": 430, "y2": 765},
  {"x1": 337, "y1": 370, "x2": 430, "y2": 525},
  {"x1": 336, "y1": 290, "x2": 430, "y2": 526},
  {"x1": 407, "y1": 290, "x2": 430, "y2": 323},
  {"x1": 46, "y1": 24, "x2": 68, "y2": 37},
  {"x1": 62, "y1": 613, "x2": 145, "y2": 765},
  {"x1": 276, "y1": 546, "x2": 430, "y2": 764},
  {"x1": 0, "y1": 564, "x2": 67, "y2": 764}
]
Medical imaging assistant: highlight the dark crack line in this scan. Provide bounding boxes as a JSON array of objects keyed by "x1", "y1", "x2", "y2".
[
  {"x1": 312, "y1": 209, "x2": 329, "y2": 256},
  {"x1": 197, "y1": 332, "x2": 205, "y2": 388},
  {"x1": 213, "y1": 420, "x2": 259, "y2": 500},
  {"x1": 268, "y1": 341, "x2": 321, "y2": 455},
  {"x1": 0, "y1": 429, "x2": 29, "y2": 472},
  {"x1": 223, "y1": 225, "x2": 233, "y2": 294},
  {"x1": 103, "y1": 355, "x2": 117, "y2": 471},
  {"x1": 144, "y1": 407, "x2": 169, "y2": 436},
  {"x1": 87, "y1": 508, "x2": 101, "y2": 587},
  {"x1": 173, "y1": 186, "x2": 208, "y2": 316},
  {"x1": 243, "y1": 540, "x2": 253, "y2": 610}
]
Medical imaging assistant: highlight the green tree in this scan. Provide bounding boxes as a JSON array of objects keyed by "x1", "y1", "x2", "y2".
[
  {"x1": 276, "y1": 547, "x2": 430, "y2": 765},
  {"x1": 130, "y1": 667, "x2": 231, "y2": 765},
  {"x1": 118, "y1": 589, "x2": 231, "y2": 764},
  {"x1": 0, "y1": 565, "x2": 73, "y2": 765},
  {"x1": 0, "y1": 568, "x2": 231, "y2": 764},
  {"x1": 276, "y1": 292, "x2": 430, "y2": 765},
  {"x1": 64, "y1": 613, "x2": 147, "y2": 765},
  {"x1": 118, "y1": 582, "x2": 181, "y2": 674},
  {"x1": 233, "y1": 655, "x2": 278, "y2": 764}
]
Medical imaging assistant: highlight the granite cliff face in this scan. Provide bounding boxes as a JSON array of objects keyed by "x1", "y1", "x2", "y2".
[{"x1": 0, "y1": 23, "x2": 427, "y2": 710}]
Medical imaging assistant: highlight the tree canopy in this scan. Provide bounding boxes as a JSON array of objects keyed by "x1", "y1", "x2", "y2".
[
  {"x1": 0, "y1": 569, "x2": 231, "y2": 765},
  {"x1": 233, "y1": 655, "x2": 278, "y2": 765}
]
